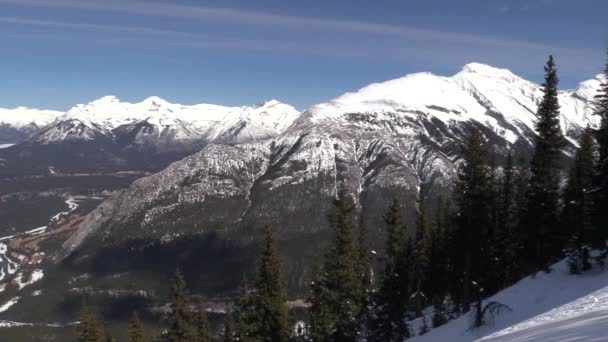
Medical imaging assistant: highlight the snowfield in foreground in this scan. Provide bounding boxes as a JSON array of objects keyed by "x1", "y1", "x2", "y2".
[
  {"x1": 412, "y1": 258, "x2": 608, "y2": 342},
  {"x1": 479, "y1": 283, "x2": 608, "y2": 341}
]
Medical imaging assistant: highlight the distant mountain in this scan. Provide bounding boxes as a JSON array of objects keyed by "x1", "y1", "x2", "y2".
[
  {"x1": 0, "y1": 97, "x2": 300, "y2": 176},
  {"x1": 0, "y1": 107, "x2": 62, "y2": 144},
  {"x1": 61, "y1": 63, "x2": 602, "y2": 294}
]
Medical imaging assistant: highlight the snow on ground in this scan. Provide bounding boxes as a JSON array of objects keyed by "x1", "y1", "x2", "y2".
[
  {"x1": 478, "y1": 284, "x2": 608, "y2": 341},
  {"x1": 13, "y1": 270, "x2": 44, "y2": 290},
  {"x1": 412, "y1": 258, "x2": 608, "y2": 342},
  {"x1": 0, "y1": 297, "x2": 19, "y2": 313},
  {"x1": 0, "y1": 144, "x2": 14, "y2": 149}
]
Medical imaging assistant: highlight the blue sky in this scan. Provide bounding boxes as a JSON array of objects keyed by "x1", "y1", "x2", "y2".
[{"x1": 0, "y1": 0, "x2": 606, "y2": 110}]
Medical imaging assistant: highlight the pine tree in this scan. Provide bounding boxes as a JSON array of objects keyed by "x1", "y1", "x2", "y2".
[
  {"x1": 196, "y1": 305, "x2": 211, "y2": 342},
  {"x1": 428, "y1": 197, "x2": 450, "y2": 327},
  {"x1": 453, "y1": 127, "x2": 494, "y2": 314},
  {"x1": 563, "y1": 129, "x2": 596, "y2": 273},
  {"x1": 223, "y1": 309, "x2": 235, "y2": 342},
  {"x1": 235, "y1": 277, "x2": 256, "y2": 342},
  {"x1": 309, "y1": 185, "x2": 362, "y2": 341},
  {"x1": 495, "y1": 150, "x2": 522, "y2": 286},
  {"x1": 250, "y1": 227, "x2": 289, "y2": 342},
  {"x1": 167, "y1": 270, "x2": 196, "y2": 342},
  {"x1": 356, "y1": 215, "x2": 373, "y2": 338},
  {"x1": 594, "y1": 49, "x2": 608, "y2": 249},
  {"x1": 369, "y1": 198, "x2": 411, "y2": 342},
  {"x1": 128, "y1": 311, "x2": 147, "y2": 342},
  {"x1": 524, "y1": 55, "x2": 567, "y2": 270},
  {"x1": 411, "y1": 190, "x2": 430, "y2": 317},
  {"x1": 76, "y1": 303, "x2": 106, "y2": 342}
]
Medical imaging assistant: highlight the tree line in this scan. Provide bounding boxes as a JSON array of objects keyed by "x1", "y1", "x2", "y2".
[{"x1": 75, "y1": 51, "x2": 608, "y2": 341}]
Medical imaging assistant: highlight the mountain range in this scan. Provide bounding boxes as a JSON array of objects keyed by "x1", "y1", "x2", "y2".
[{"x1": 46, "y1": 63, "x2": 602, "y2": 294}]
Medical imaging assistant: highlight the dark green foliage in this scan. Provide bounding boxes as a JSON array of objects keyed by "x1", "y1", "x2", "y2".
[
  {"x1": 167, "y1": 270, "x2": 196, "y2": 342},
  {"x1": 128, "y1": 311, "x2": 147, "y2": 342},
  {"x1": 250, "y1": 227, "x2": 290, "y2": 341},
  {"x1": 76, "y1": 303, "x2": 106, "y2": 342},
  {"x1": 495, "y1": 151, "x2": 523, "y2": 286},
  {"x1": 594, "y1": 49, "x2": 608, "y2": 248},
  {"x1": 309, "y1": 185, "x2": 362, "y2": 341},
  {"x1": 223, "y1": 310, "x2": 235, "y2": 342},
  {"x1": 524, "y1": 55, "x2": 567, "y2": 269},
  {"x1": 412, "y1": 190, "x2": 430, "y2": 316},
  {"x1": 235, "y1": 278, "x2": 256, "y2": 341},
  {"x1": 369, "y1": 198, "x2": 412, "y2": 342},
  {"x1": 452, "y1": 128, "x2": 494, "y2": 313},
  {"x1": 564, "y1": 129, "x2": 596, "y2": 273},
  {"x1": 196, "y1": 306, "x2": 211, "y2": 342}
]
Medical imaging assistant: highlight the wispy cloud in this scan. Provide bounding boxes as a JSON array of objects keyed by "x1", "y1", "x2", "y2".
[
  {"x1": 0, "y1": 17, "x2": 195, "y2": 37},
  {"x1": 0, "y1": 0, "x2": 587, "y2": 54}
]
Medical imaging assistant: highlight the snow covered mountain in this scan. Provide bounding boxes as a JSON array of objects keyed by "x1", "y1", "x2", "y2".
[
  {"x1": 30, "y1": 96, "x2": 301, "y2": 147},
  {"x1": 62, "y1": 63, "x2": 603, "y2": 286},
  {"x1": 0, "y1": 97, "x2": 300, "y2": 176},
  {"x1": 0, "y1": 107, "x2": 62, "y2": 144}
]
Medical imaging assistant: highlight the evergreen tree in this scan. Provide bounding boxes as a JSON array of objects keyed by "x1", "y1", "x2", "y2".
[
  {"x1": 563, "y1": 129, "x2": 596, "y2": 273},
  {"x1": 428, "y1": 197, "x2": 450, "y2": 327},
  {"x1": 369, "y1": 198, "x2": 412, "y2": 342},
  {"x1": 453, "y1": 127, "x2": 493, "y2": 314},
  {"x1": 250, "y1": 227, "x2": 290, "y2": 342},
  {"x1": 309, "y1": 185, "x2": 362, "y2": 341},
  {"x1": 524, "y1": 55, "x2": 567, "y2": 270},
  {"x1": 196, "y1": 305, "x2": 211, "y2": 342},
  {"x1": 411, "y1": 190, "x2": 430, "y2": 316},
  {"x1": 167, "y1": 270, "x2": 196, "y2": 342},
  {"x1": 594, "y1": 49, "x2": 608, "y2": 249},
  {"x1": 235, "y1": 277, "x2": 257, "y2": 342},
  {"x1": 356, "y1": 215, "x2": 373, "y2": 338},
  {"x1": 495, "y1": 150, "x2": 522, "y2": 286},
  {"x1": 223, "y1": 310, "x2": 235, "y2": 342},
  {"x1": 128, "y1": 311, "x2": 147, "y2": 342},
  {"x1": 76, "y1": 303, "x2": 106, "y2": 342}
]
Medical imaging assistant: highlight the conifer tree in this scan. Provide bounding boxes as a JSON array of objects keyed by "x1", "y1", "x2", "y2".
[
  {"x1": 250, "y1": 227, "x2": 289, "y2": 342},
  {"x1": 235, "y1": 277, "x2": 256, "y2": 342},
  {"x1": 412, "y1": 190, "x2": 430, "y2": 316},
  {"x1": 76, "y1": 303, "x2": 106, "y2": 342},
  {"x1": 196, "y1": 305, "x2": 211, "y2": 342},
  {"x1": 309, "y1": 185, "x2": 362, "y2": 341},
  {"x1": 594, "y1": 49, "x2": 608, "y2": 248},
  {"x1": 223, "y1": 309, "x2": 235, "y2": 342},
  {"x1": 128, "y1": 311, "x2": 147, "y2": 342},
  {"x1": 369, "y1": 198, "x2": 412, "y2": 342},
  {"x1": 167, "y1": 270, "x2": 196, "y2": 342},
  {"x1": 356, "y1": 215, "x2": 373, "y2": 338},
  {"x1": 524, "y1": 55, "x2": 567, "y2": 269},
  {"x1": 453, "y1": 127, "x2": 493, "y2": 313},
  {"x1": 495, "y1": 150, "x2": 521, "y2": 286},
  {"x1": 428, "y1": 197, "x2": 450, "y2": 327},
  {"x1": 563, "y1": 129, "x2": 596, "y2": 273}
]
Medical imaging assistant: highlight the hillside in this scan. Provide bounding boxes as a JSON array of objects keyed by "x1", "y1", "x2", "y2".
[{"x1": 411, "y1": 258, "x2": 608, "y2": 342}]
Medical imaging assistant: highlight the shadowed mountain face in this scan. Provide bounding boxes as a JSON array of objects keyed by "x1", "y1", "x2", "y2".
[{"x1": 58, "y1": 64, "x2": 602, "y2": 296}]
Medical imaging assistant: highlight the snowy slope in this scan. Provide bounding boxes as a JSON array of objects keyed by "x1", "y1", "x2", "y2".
[
  {"x1": 411, "y1": 259, "x2": 608, "y2": 342},
  {"x1": 478, "y1": 284, "x2": 608, "y2": 342}
]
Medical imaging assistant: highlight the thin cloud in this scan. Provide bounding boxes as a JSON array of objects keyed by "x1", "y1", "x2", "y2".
[
  {"x1": 0, "y1": 0, "x2": 589, "y2": 55},
  {"x1": 0, "y1": 17, "x2": 195, "y2": 37}
]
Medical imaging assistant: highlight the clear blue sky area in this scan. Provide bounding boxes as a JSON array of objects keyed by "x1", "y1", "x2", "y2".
[{"x1": 1, "y1": 0, "x2": 606, "y2": 110}]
